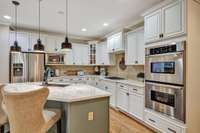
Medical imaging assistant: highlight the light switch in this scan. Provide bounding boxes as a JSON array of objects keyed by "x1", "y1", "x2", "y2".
[{"x1": 88, "y1": 112, "x2": 94, "y2": 121}]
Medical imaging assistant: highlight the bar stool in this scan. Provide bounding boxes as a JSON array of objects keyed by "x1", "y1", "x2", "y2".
[
  {"x1": 2, "y1": 87, "x2": 61, "y2": 133},
  {"x1": 0, "y1": 85, "x2": 8, "y2": 133}
]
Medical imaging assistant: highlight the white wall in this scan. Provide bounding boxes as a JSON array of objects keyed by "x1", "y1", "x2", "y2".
[{"x1": 0, "y1": 25, "x2": 10, "y2": 83}]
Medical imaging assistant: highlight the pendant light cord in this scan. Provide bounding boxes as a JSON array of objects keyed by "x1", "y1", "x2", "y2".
[
  {"x1": 38, "y1": 0, "x2": 41, "y2": 39},
  {"x1": 15, "y1": 3, "x2": 17, "y2": 43},
  {"x1": 66, "y1": 0, "x2": 68, "y2": 37}
]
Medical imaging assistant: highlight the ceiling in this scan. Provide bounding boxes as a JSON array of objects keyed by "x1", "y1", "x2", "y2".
[{"x1": 0, "y1": 0, "x2": 163, "y2": 39}]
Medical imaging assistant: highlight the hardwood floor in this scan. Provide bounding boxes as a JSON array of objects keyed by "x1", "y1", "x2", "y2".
[{"x1": 110, "y1": 109, "x2": 155, "y2": 133}]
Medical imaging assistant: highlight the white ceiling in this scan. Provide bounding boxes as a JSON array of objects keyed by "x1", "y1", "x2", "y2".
[{"x1": 0, "y1": 0, "x2": 163, "y2": 39}]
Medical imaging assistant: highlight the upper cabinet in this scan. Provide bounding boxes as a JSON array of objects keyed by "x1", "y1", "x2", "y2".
[
  {"x1": 72, "y1": 43, "x2": 89, "y2": 65},
  {"x1": 96, "y1": 41, "x2": 115, "y2": 65},
  {"x1": 9, "y1": 32, "x2": 30, "y2": 52},
  {"x1": 144, "y1": 0, "x2": 186, "y2": 43},
  {"x1": 45, "y1": 36, "x2": 63, "y2": 53},
  {"x1": 125, "y1": 28, "x2": 145, "y2": 65},
  {"x1": 107, "y1": 32, "x2": 125, "y2": 53}
]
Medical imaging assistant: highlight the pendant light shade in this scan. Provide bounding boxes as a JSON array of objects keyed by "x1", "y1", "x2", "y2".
[
  {"x1": 61, "y1": 0, "x2": 72, "y2": 51},
  {"x1": 10, "y1": 1, "x2": 21, "y2": 53},
  {"x1": 34, "y1": 0, "x2": 45, "y2": 52}
]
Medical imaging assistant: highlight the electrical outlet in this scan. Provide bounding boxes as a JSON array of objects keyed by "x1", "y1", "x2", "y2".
[{"x1": 88, "y1": 112, "x2": 94, "y2": 121}]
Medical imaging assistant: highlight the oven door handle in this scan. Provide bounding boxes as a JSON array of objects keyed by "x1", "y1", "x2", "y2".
[{"x1": 145, "y1": 81, "x2": 183, "y2": 90}]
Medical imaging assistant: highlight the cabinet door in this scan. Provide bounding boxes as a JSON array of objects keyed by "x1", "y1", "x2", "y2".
[
  {"x1": 136, "y1": 29, "x2": 145, "y2": 64},
  {"x1": 46, "y1": 37, "x2": 56, "y2": 53},
  {"x1": 64, "y1": 51, "x2": 73, "y2": 65},
  {"x1": 9, "y1": 32, "x2": 29, "y2": 52},
  {"x1": 125, "y1": 31, "x2": 137, "y2": 65},
  {"x1": 81, "y1": 45, "x2": 89, "y2": 65},
  {"x1": 96, "y1": 44, "x2": 103, "y2": 65},
  {"x1": 55, "y1": 38, "x2": 63, "y2": 52},
  {"x1": 117, "y1": 89, "x2": 129, "y2": 112},
  {"x1": 144, "y1": 9, "x2": 162, "y2": 43},
  {"x1": 107, "y1": 37, "x2": 114, "y2": 53},
  {"x1": 162, "y1": 0, "x2": 185, "y2": 38},
  {"x1": 72, "y1": 44, "x2": 81, "y2": 65},
  {"x1": 104, "y1": 81, "x2": 116, "y2": 107},
  {"x1": 129, "y1": 93, "x2": 144, "y2": 120}
]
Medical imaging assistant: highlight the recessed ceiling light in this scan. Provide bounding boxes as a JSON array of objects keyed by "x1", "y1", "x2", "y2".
[
  {"x1": 3, "y1": 15, "x2": 11, "y2": 20},
  {"x1": 103, "y1": 23, "x2": 109, "y2": 27},
  {"x1": 81, "y1": 28, "x2": 87, "y2": 32}
]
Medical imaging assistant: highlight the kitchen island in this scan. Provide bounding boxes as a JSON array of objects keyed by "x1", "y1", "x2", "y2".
[{"x1": 4, "y1": 83, "x2": 111, "y2": 133}]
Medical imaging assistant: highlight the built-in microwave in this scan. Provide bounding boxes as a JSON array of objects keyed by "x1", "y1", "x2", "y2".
[
  {"x1": 47, "y1": 54, "x2": 65, "y2": 64},
  {"x1": 145, "y1": 41, "x2": 186, "y2": 85}
]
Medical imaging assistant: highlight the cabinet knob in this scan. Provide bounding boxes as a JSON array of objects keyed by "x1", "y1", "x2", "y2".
[
  {"x1": 126, "y1": 93, "x2": 129, "y2": 96},
  {"x1": 112, "y1": 48, "x2": 115, "y2": 51},
  {"x1": 159, "y1": 33, "x2": 164, "y2": 38},
  {"x1": 135, "y1": 61, "x2": 138, "y2": 64},
  {"x1": 132, "y1": 88, "x2": 138, "y2": 91}
]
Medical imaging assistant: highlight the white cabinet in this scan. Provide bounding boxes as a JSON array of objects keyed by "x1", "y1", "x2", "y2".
[
  {"x1": 9, "y1": 32, "x2": 30, "y2": 52},
  {"x1": 144, "y1": 110, "x2": 186, "y2": 133},
  {"x1": 103, "y1": 81, "x2": 117, "y2": 107},
  {"x1": 72, "y1": 43, "x2": 89, "y2": 65},
  {"x1": 46, "y1": 36, "x2": 57, "y2": 53},
  {"x1": 125, "y1": 28, "x2": 145, "y2": 65},
  {"x1": 107, "y1": 32, "x2": 124, "y2": 53},
  {"x1": 129, "y1": 93, "x2": 144, "y2": 120},
  {"x1": 117, "y1": 89, "x2": 129, "y2": 112},
  {"x1": 96, "y1": 41, "x2": 115, "y2": 65},
  {"x1": 117, "y1": 83, "x2": 144, "y2": 121},
  {"x1": 144, "y1": 0, "x2": 186, "y2": 43},
  {"x1": 46, "y1": 36, "x2": 63, "y2": 53},
  {"x1": 144, "y1": 10, "x2": 162, "y2": 43},
  {"x1": 162, "y1": 0, "x2": 185, "y2": 38}
]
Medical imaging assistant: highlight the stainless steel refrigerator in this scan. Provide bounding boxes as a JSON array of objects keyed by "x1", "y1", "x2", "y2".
[{"x1": 9, "y1": 52, "x2": 45, "y2": 83}]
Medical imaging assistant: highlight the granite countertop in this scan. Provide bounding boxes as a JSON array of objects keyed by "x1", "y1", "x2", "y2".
[
  {"x1": 50, "y1": 75, "x2": 145, "y2": 87},
  {"x1": 3, "y1": 83, "x2": 111, "y2": 103}
]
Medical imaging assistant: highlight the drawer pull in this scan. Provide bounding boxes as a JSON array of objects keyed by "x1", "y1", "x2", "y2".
[
  {"x1": 132, "y1": 88, "x2": 138, "y2": 91},
  {"x1": 126, "y1": 93, "x2": 129, "y2": 96},
  {"x1": 120, "y1": 85, "x2": 124, "y2": 88},
  {"x1": 168, "y1": 128, "x2": 176, "y2": 133},
  {"x1": 148, "y1": 118, "x2": 156, "y2": 123}
]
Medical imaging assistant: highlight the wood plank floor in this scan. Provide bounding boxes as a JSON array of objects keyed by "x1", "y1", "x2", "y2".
[{"x1": 110, "y1": 109, "x2": 155, "y2": 133}]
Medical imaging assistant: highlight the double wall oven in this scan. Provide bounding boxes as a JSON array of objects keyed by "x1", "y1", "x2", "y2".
[{"x1": 145, "y1": 41, "x2": 186, "y2": 123}]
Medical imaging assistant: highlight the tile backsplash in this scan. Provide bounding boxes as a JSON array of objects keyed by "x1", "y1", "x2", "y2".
[{"x1": 107, "y1": 53, "x2": 144, "y2": 80}]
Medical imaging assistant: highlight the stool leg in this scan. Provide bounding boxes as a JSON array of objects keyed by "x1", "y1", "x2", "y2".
[
  {"x1": 57, "y1": 119, "x2": 61, "y2": 133},
  {"x1": 0, "y1": 125, "x2": 4, "y2": 133}
]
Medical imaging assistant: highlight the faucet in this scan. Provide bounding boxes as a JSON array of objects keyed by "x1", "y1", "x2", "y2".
[{"x1": 43, "y1": 67, "x2": 51, "y2": 85}]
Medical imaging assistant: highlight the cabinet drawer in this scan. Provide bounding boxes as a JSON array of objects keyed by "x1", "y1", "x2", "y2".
[
  {"x1": 144, "y1": 111, "x2": 161, "y2": 128},
  {"x1": 117, "y1": 83, "x2": 129, "y2": 91},
  {"x1": 145, "y1": 110, "x2": 184, "y2": 133},
  {"x1": 129, "y1": 86, "x2": 144, "y2": 95},
  {"x1": 163, "y1": 121, "x2": 182, "y2": 133}
]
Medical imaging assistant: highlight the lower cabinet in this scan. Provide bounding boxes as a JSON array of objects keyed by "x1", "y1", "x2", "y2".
[
  {"x1": 102, "y1": 81, "x2": 117, "y2": 107},
  {"x1": 144, "y1": 110, "x2": 186, "y2": 133},
  {"x1": 117, "y1": 88, "x2": 129, "y2": 112},
  {"x1": 117, "y1": 83, "x2": 144, "y2": 121},
  {"x1": 129, "y1": 92, "x2": 144, "y2": 120}
]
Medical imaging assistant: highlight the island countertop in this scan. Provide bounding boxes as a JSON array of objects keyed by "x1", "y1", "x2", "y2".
[{"x1": 3, "y1": 83, "x2": 111, "y2": 103}]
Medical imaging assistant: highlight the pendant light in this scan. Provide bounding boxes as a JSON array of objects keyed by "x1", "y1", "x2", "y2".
[
  {"x1": 61, "y1": 0, "x2": 72, "y2": 51},
  {"x1": 10, "y1": 1, "x2": 21, "y2": 53},
  {"x1": 34, "y1": 0, "x2": 44, "y2": 52}
]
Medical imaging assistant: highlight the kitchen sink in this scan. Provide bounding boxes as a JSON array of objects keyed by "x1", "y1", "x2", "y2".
[{"x1": 105, "y1": 76, "x2": 125, "y2": 80}]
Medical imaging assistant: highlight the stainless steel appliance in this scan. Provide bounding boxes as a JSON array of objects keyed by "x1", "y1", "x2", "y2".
[
  {"x1": 10, "y1": 52, "x2": 45, "y2": 83},
  {"x1": 145, "y1": 82, "x2": 185, "y2": 122},
  {"x1": 145, "y1": 41, "x2": 186, "y2": 123},
  {"x1": 145, "y1": 42, "x2": 185, "y2": 85},
  {"x1": 47, "y1": 54, "x2": 64, "y2": 64}
]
